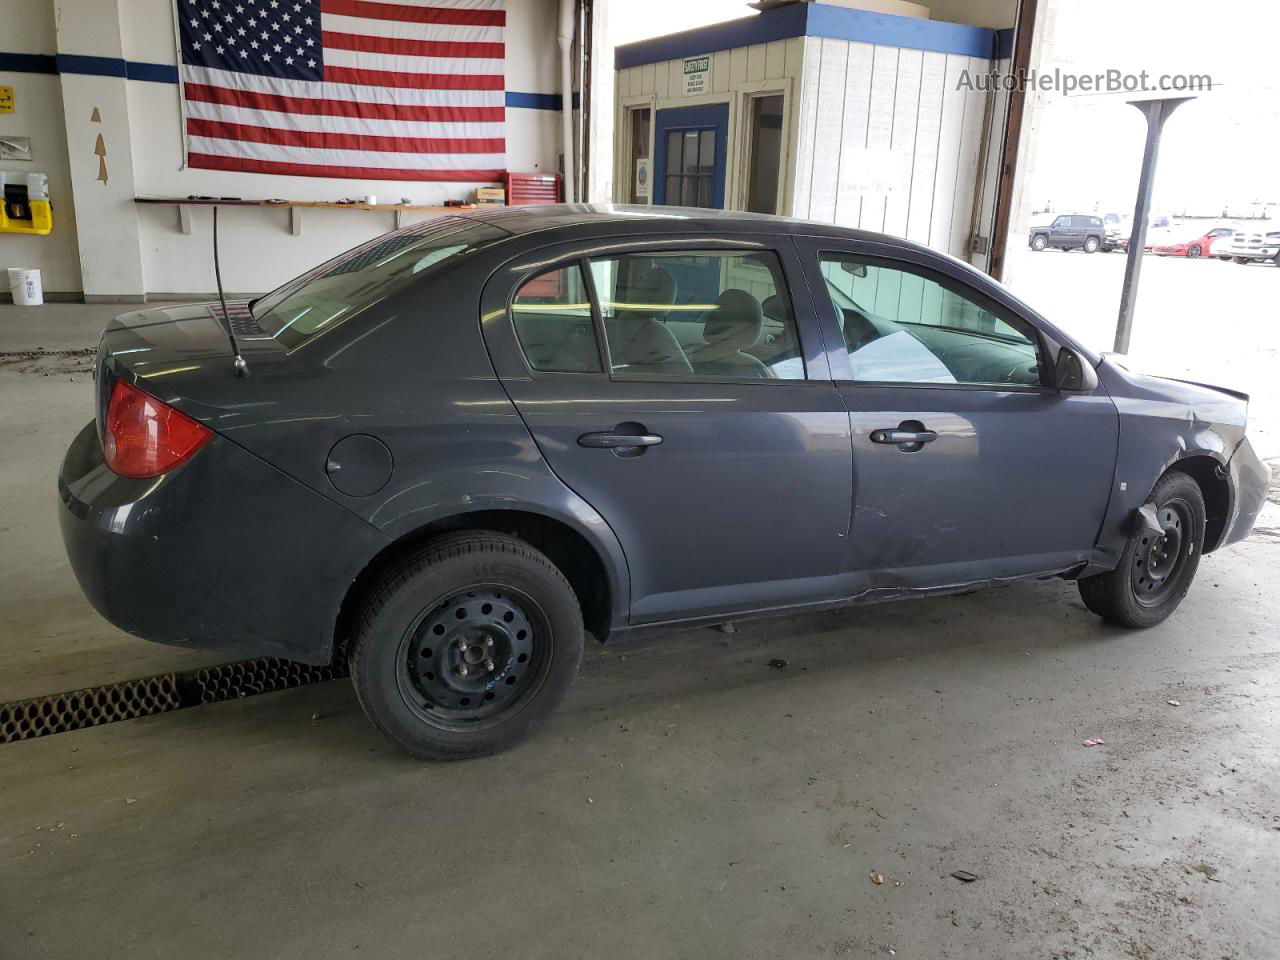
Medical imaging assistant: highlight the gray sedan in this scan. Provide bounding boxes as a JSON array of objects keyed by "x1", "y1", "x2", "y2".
[{"x1": 59, "y1": 206, "x2": 1270, "y2": 759}]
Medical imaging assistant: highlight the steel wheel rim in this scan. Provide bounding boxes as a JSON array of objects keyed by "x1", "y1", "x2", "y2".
[
  {"x1": 1132, "y1": 498, "x2": 1193, "y2": 606},
  {"x1": 394, "y1": 584, "x2": 552, "y2": 731}
]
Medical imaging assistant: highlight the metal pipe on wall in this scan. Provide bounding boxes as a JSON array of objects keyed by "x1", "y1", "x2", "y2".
[{"x1": 558, "y1": 0, "x2": 577, "y2": 202}]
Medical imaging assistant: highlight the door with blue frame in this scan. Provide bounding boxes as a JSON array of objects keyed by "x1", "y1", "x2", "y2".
[{"x1": 653, "y1": 104, "x2": 729, "y2": 209}]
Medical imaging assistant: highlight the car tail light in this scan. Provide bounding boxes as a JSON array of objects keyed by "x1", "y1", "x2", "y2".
[{"x1": 103, "y1": 379, "x2": 213, "y2": 478}]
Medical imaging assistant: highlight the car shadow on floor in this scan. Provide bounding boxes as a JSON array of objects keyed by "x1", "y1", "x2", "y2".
[{"x1": 55, "y1": 575, "x2": 1129, "y2": 770}]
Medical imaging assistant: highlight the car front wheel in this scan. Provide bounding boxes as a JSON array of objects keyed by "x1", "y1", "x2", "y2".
[
  {"x1": 1031, "y1": 234, "x2": 1047, "y2": 251},
  {"x1": 350, "y1": 532, "x2": 584, "y2": 759},
  {"x1": 1077, "y1": 471, "x2": 1205, "y2": 628}
]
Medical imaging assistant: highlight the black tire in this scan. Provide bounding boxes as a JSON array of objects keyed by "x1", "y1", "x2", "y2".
[
  {"x1": 1083, "y1": 235, "x2": 1100, "y2": 253},
  {"x1": 1078, "y1": 471, "x2": 1206, "y2": 628},
  {"x1": 1187, "y1": 244, "x2": 1202, "y2": 258},
  {"x1": 350, "y1": 532, "x2": 584, "y2": 760},
  {"x1": 1031, "y1": 234, "x2": 1047, "y2": 251},
  {"x1": 1273, "y1": 252, "x2": 1280, "y2": 267},
  {"x1": 1233, "y1": 256, "x2": 1248, "y2": 264}
]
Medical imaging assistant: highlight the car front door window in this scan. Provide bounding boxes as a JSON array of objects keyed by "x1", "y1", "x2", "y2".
[{"x1": 817, "y1": 256, "x2": 1043, "y2": 388}]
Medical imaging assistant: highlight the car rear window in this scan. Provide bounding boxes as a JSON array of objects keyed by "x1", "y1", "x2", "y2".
[{"x1": 250, "y1": 216, "x2": 508, "y2": 350}]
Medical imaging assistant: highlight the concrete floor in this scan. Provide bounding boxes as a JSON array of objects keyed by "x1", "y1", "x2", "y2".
[
  {"x1": 2, "y1": 289, "x2": 1279, "y2": 958},
  {"x1": 2, "y1": 541, "x2": 1278, "y2": 959}
]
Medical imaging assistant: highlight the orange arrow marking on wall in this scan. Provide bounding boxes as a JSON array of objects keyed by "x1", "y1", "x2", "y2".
[{"x1": 94, "y1": 132, "x2": 108, "y2": 184}]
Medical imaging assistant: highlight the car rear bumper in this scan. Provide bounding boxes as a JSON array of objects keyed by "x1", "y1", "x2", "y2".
[
  {"x1": 58, "y1": 420, "x2": 390, "y2": 664},
  {"x1": 1220, "y1": 436, "x2": 1270, "y2": 549},
  {"x1": 1219, "y1": 245, "x2": 1280, "y2": 260}
]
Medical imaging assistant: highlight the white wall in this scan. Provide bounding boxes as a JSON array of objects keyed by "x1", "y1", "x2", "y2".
[
  {"x1": 790, "y1": 35, "x2": 991, "y2": 259},
  {"x1": 0, "y1": 3, "x2": 81, "y2": 293},
  {"x1": 124, "y1": 0, "x2": 562, "y2": 295},
  {"x1": 2, "y1": 0, "x2": 569, "y2": 297}
]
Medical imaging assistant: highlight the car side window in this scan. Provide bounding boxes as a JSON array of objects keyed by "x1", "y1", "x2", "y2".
[
  {"x1": 1052, "y1": 216, "x2": 1066, "y2": 228},
  {"x1": 817, "y1": 255, "x2": 1043, "y2": 388},
  {"x1": 510, "y1": 263, "x2": 602, "y2": 373},
  {"x1": 587, "y1": 250, "x2": 806, "y2": 380}
]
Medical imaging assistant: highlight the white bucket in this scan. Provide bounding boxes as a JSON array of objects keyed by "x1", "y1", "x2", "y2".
[{"x1": 7, "y1": 267, "x2": 43, "y2": 306}]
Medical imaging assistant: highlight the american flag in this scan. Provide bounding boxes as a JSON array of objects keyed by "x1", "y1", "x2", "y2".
[{"x1": 175, "y1": 0, "x2": 506, "y2": 181}]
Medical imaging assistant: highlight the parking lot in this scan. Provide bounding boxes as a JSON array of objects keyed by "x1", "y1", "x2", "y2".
[
  {"x1": 2, "y1": 248, "x2": 1278, "y2": 958},
  {"x1": 1006, "y1": 243, "x2": 1280, "y2": 460}
]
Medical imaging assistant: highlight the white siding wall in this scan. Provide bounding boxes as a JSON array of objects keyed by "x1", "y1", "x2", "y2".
[
  {"x1": 614, "y1": 36, "x2": 805, "y2": 215},
  {"x1": 789, "y1": 35, "x2": 993, "y2": 260}
]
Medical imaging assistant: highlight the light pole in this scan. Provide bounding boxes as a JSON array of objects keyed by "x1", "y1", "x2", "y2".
[{"x1": 1113, "y1": 96, "x2": 1193, "y2": 355}]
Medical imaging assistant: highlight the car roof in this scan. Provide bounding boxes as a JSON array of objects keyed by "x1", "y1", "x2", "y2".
[{"x1": 452, "y1": 202, "x2": 938, "y2": 252}]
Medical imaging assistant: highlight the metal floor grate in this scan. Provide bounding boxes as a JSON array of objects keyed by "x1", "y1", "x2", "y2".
[{"x1": 1, "y1": 653, "x2": 349, "y2": 745}]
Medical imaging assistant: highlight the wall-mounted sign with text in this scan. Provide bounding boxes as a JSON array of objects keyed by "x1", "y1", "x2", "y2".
[{"x1": 683, "y1": 56, "x2": 711, "y2": 97}]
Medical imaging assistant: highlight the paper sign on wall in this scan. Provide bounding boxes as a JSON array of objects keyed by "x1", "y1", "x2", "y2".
[
  {"x1": 634, "y1": 158, "x2": 650, "y2": 199},
  {"x1": 683, "y1": 56, "x2": 710, "y2": 96},
  {"x1": 0, "y1": 86, "x2": 14, "y2": 114}
]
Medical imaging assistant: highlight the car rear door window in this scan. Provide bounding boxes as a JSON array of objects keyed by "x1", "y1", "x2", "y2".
[
  {"x1": 510, "y1": 263, "x2": 602, "y2": 373},
  {"x1": 587, "y1": 250, "x2": 805, "y2": 380},
  {"x1": 817, "y1": 255, "x2": 1043, "y2": 388}
]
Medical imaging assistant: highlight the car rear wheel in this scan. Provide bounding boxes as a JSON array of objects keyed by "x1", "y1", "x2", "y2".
[
  {"x1": 1187, "y1": 244, "x2": 1202, "y2": 258},
  {"x1": 1083, "y1": 236, "x2": 1100, "y2": 253},
  {"x1": 1233, "y1": 256, "x2": 1248, "y2": 264},
  {"x1": 1031, "y1": 234, "x2": 1047, "y2": 251},
  {"x1": 1077, "y1": 471, "x2": 1205, "y2": 628},
  {"x1": 350, "y1": 532, "x2": 584, "y2": 760}
]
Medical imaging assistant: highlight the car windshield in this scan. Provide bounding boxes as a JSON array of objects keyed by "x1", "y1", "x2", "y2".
[{"x1": 250, "y1": 216, "x2": 508, "y2": 350}]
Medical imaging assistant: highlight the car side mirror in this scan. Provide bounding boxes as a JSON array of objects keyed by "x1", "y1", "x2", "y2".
[{"x1": 1054, "y1": 347, "x2": 1098, "y2": 392}]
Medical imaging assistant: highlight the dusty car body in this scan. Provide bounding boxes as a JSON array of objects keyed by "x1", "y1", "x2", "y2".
[{"x1": 59, "y1": 205, "x2": 1269, "y2": 758}]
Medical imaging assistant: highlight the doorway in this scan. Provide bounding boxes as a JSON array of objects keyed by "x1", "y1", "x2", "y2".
[{"x1": 653, "y1": 103, "x2": 729, "y2": 208}]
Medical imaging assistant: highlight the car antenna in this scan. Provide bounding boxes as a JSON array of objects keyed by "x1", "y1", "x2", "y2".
[{"x1": 212, "y1": 205, "x2": 250, "y2": 378}]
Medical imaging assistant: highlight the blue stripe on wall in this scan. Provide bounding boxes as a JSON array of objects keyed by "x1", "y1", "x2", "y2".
[
  {"x1": 806, "y1": 4, "x2": 995, "y2": 59},
  {"x1": 1, "y1": 51, "x2": 562, "y2": 107},
  {"x1": 615, "y1": 2, "x2": 1001, "y2": 68},
  {"x1": 55, "y1": 53, "x2": 126, "y2": 77},
  {"x1": 0, "y1": 52, "x2": 58, "y2": 74},
  {"x1": 127, "y1": 61, "x2": 180, "y2": 83},
  {"x1": 506, "y1": 91, "x2": 560, "y2": 110}
]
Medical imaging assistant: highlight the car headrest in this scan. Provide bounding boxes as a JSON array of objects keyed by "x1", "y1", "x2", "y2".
[
  {"x1": 620, "y1": 266, "x2": 677, "y2": 316},
  {"x1": 761, "y1": 294, "x2": 787, "y2": 322},
  {"x1": 700, "y1": 289, "x2": 763, "y2": 358}
]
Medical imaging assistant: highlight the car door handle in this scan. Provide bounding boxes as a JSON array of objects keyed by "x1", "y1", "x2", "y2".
[
  {"x1": 870, "y1": 429, "x2": 937, "y2": 445},
  {"x1": 578, "y1": 432, "x2": 660, "y2": 450}
]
